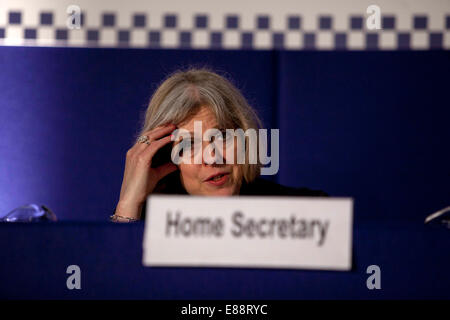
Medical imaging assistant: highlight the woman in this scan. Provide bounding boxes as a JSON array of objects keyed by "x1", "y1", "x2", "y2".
[{"x1": 112, "y1": 69, "x2": 326, "y2": 222}]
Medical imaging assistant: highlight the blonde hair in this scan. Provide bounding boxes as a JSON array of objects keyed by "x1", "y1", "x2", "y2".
[{"x1": 139, "y1": 68, "x2": 263, "y2": 183}]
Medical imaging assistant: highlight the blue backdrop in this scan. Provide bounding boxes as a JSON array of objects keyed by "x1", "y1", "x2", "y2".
[{"x1": 0, "y1": 46, "x2": 448, "y2": 222}]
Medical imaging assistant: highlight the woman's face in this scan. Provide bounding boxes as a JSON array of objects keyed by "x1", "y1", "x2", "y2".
[{"x1": 176, "y1": 106, "x2": 242, "y2": 196}]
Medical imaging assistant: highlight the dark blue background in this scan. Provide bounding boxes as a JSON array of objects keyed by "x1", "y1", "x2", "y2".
[
  {"x1": 0, "y1": 221, "x2": 448, "y2": 299},
  {"x1": 0, "y1": 47, "x2": 449, "y2": 222}
]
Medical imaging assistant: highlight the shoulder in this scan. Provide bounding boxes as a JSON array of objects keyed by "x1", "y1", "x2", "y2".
[
  {"x1": 239, "y1": 177, "x2": 328, "y2": 197},
  {"x1": 132, "y1": 177, "x2": 328, "y2": 221}
]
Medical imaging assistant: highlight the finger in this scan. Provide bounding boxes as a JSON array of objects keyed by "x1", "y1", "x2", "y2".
[
  {"x1": 132, "y1": 124, "x2": 176, "y2": 153},
  {"x1": 147, "y1": 124, "x2": 177, "y2": 141},
  {"x1": 130, "y1": 136, "x2": 151, "y2": 154},
  {"x1": 135, "y1": 135, "x2": 173, "y2": 164},
  {"x1": 144, "y1": 135, "x2": 174, "y2": 160},
  {"x1": 139, "y1": 124, "x2": 176, "y2": 142},
  {"x1": 154, "y1": 162, "x2": 178, "y2": 180}
]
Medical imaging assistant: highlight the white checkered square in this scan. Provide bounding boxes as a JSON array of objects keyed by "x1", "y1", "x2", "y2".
[
  {"x1": 444, "y1": 32, "x2": 450, "y2": 49},
  {"x1": 4, "y1": 26, "x2": 23, "y2": 45},
  {"x1": 254, "y1": 30, "x2": 271, "y2": 49},
  {"x1": 0, "y1": 8, "x2": 449, "y2": 51},
  {"x1": 130, "y1": 29, "x2": 147, "y2": 47},
  {"x1": 87, "y1": 10, "x2": 102, "y2": 28},
  {"x1": 0, "y1": 10, "x2": 7, "y2": 25},
  {"x1": 36, "y1": 27, "x2": 54, "y2": 46},
  {"x1": 347, "y1": 31, "x2": 365, "y2": 50},
  {"x1": 161, "y1": 30, "x2": 178, "y2": 48},
  {"x1": 117, "y1": 12, "x2": 132, "y2": 29},
  {"x1": 223, "y1": 30, "x2": 240, "y2": 49},
  {"x1": 67, "y1": 29, "x2": 84, "y2": 46},
  {"x1": 99, "y1": 29, "x2": 116, "y2": 46},
  {"x1": 411, "y1": 31, "x2": 428, "y2": 49},
  {"x1": 316, "y1": 31, "x2": 334, "y2": 50},
  {"x1": 379, "y1": 31, "x2": 397, "y2": 50},
  {"x1": 178, "y1": 14, "x2": 191, "y2": 29},
  {"x1": 285, "y1": 31, "x2": 302, "y2": 50},
  {"x1": 23, "y1": 10, "x2": 39, "y2": 26},
  {"x1": 192, "y1": 30, "x2": 209, "y2": 49}
]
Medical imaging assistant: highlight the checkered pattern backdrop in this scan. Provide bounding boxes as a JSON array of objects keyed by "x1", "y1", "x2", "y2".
[{"x1": 0, "y1": 3, "x2": 449, "y2": 50}]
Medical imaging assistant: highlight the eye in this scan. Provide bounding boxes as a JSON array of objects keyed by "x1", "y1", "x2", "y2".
[
  {"x1": 213, "y1": 130, "x2": 228, "y2": 141},
  {"x1": 177, "y1": 138, "x2": 191, "y2": 148},
  {"x1": 222, "y1": 130, "x2": 235, "y2": 143},
  {"x1": 177, "y1": 139, "x2": 195, "y2": 157}
]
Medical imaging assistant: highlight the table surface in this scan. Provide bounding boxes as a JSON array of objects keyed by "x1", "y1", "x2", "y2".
[{"x1": 0, "y1": 219, "x2": 448, "y2": 299}]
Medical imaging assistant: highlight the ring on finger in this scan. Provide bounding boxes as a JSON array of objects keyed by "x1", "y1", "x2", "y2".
[{"x1": 137, "y1": 135, "x2": 151, "y2": 145}]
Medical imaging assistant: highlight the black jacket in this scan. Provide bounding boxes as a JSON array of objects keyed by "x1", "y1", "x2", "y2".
[{"x1": 136, "y1": 172, "x2": 328, "y2": 219}]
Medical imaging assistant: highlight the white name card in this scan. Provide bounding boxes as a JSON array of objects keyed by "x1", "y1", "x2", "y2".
[{"x1": 142, "y1": 195, "x2": 353, "y2": 271}]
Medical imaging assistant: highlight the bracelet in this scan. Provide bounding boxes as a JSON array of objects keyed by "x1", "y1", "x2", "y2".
[{"x1": 109, "y1": 214, "x2": 139, "y2": 223}]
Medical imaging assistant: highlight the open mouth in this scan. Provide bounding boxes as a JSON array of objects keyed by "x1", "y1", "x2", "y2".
[
  {"x1": 209, "y1": 173, "x2": 228, "y2": 181},
  {"x1": 205, "y1": 173, "x2": 230, "y2": 186}
]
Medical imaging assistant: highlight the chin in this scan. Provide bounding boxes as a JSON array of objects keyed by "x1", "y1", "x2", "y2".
[{"x1": 205, "y1": 188, "x2": 235, "y2": 196}]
